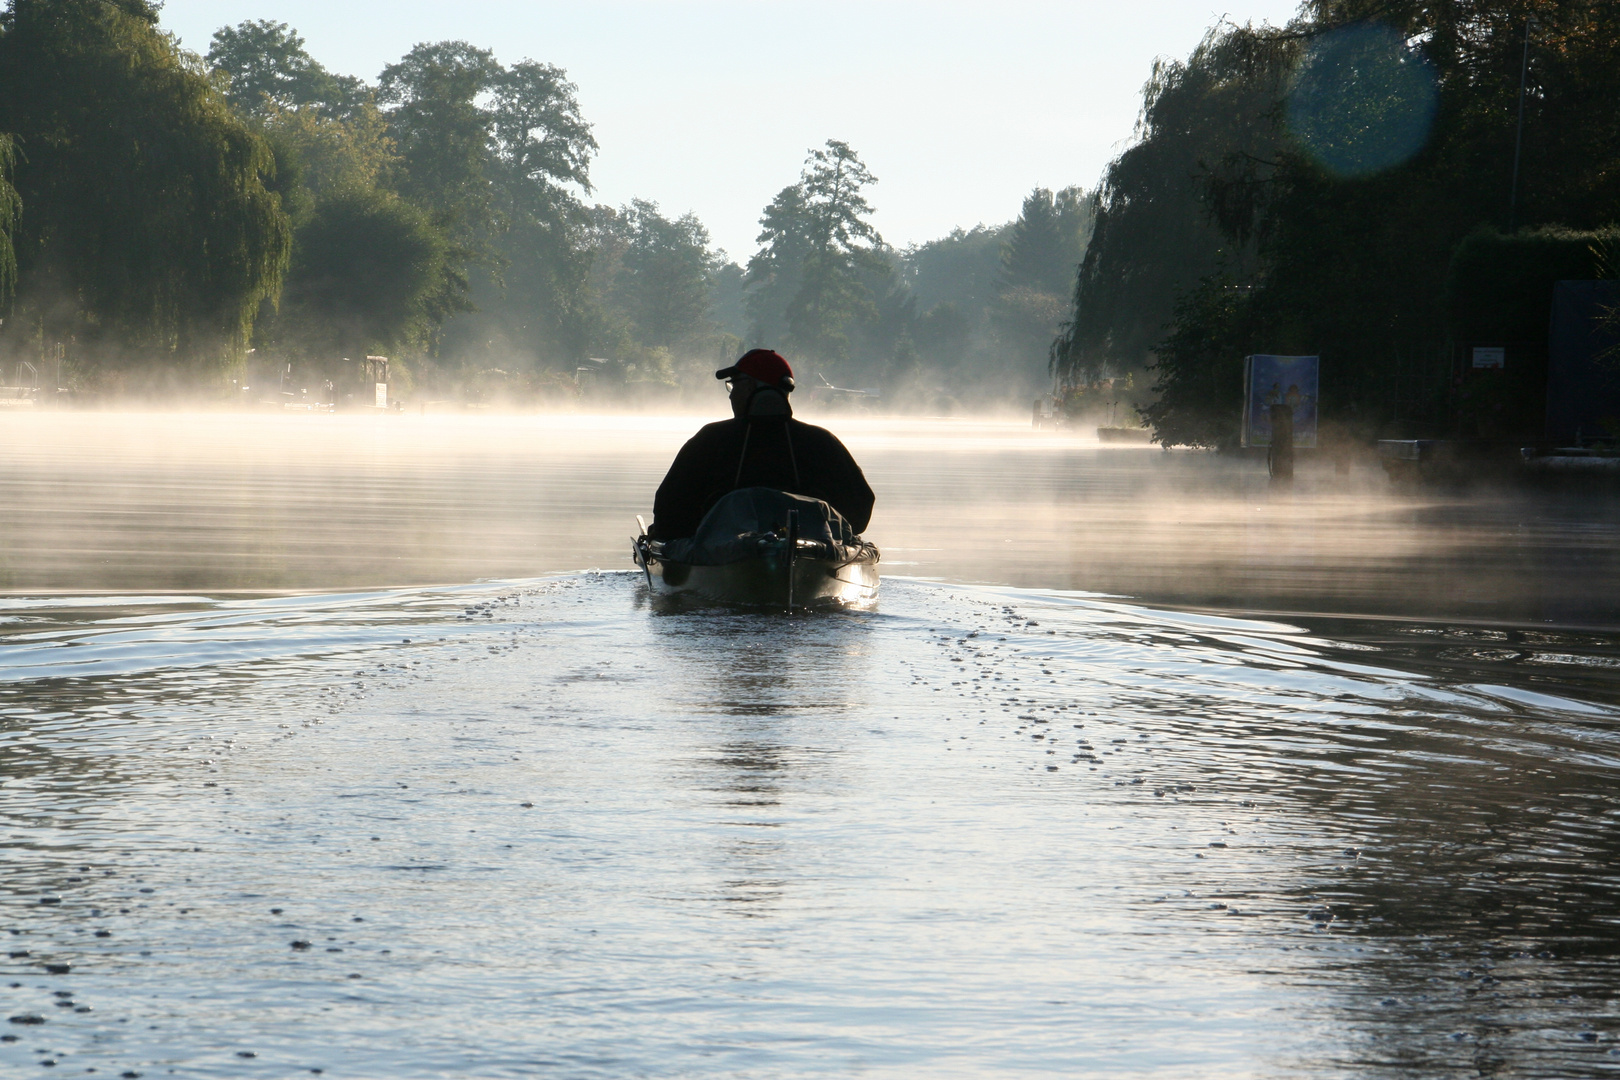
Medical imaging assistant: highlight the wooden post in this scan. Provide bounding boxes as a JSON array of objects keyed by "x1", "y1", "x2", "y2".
[{"x1": 1268, "y1": 403, "x2": 1294, "y2": 483}]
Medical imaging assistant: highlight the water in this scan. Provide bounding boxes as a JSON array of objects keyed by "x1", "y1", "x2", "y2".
[
  {"x1": 4, "y1": 412, "x2": 1618, "y2": 625},
  {"x1": 3, "y1": 412, "x2": 1620, "y2": 1077}
]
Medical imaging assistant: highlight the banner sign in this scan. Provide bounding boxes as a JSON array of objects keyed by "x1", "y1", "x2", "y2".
[{"x1": 1242, "y1": 354, "x2": 1319, "y2": 448}]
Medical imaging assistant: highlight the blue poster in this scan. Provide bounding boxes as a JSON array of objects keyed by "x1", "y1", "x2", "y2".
[{"x1": 1243, "y1": 354, "x2": 1319, "y2": 448}]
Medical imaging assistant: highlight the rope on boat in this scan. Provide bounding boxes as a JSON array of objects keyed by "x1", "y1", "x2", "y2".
[
  {"x1": 732, "y1": 419, "x2": 800, "y2": 492},
  {"x1": 785, "y1": 425, "x2": 800, "y2": 488},
  {"x1": 732, "y1": 424, "x2": 752, "y2": 489}
]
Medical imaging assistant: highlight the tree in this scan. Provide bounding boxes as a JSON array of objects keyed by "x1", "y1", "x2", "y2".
[
  {"x1": 206, "y1": 20, "x2": 365, "y2": 121},
  {"x1": 609, "y1": 199, "x2": 715, "y2": 349},
  {"x1": 903, "y1": 225, "x2": 1008, "y2": 314},
  {"x1": 489, "y1": 61, "x2": 595, "y2": 212},
  {"x1": 1000, "y1": 188, "x2": 1068, "y2": 295},
  {"x1": 744, "y1": 140, "x2": 884, "y2": 364},
  {"x1": 1050, "y1": 26, "x2": 1291, "y2": 393},
  {"x1": 0, "y1": 0, "x2": 290, "y2": 372},
  {"x1": 377, "y1": 42, "x2": 600, "y2": 370},
  {"x1": 744, "y1": 183, "x2": 813, "y2": 347},
  {"x1": 1080, "y1": 0, "x2": 1620, "y2": 447},
  {"x1": 476, "y1": 58, "x2": 598, "y2": 368},
  {"x1": 788, "y1": 140, "x2": 883, "y2": 361},
  {"x1": 261, "y1": 102, "x2": 398, "y2": 207},
  {"x1": 993, "y1": 187, "x2": 1092, "y2": 388},
  {"x1": 378, "y1": 41, "x2": 501, "y2": 246},
  {"x1": 0, "y1": 133, "x2": 17, "y2": 302},
  {"x1": 268, "y1": 187, "x2": 451, "y2": 360},
  {"x1": 708, "y1": 259, "x2": 747, "y2": 339}
]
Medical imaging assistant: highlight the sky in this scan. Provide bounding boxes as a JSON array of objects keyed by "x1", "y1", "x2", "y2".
[{"x1": 160, "y1": 0, "x2": 1305, "y2": 262}]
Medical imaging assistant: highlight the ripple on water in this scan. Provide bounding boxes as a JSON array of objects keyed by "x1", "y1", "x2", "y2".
[{"x1": 2, "y1": 575, "x2": 1620, "y2": 1078}]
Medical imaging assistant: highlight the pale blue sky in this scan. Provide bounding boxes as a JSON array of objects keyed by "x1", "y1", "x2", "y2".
[{"x1": 161, "y1": 1, "x2": 1304, "y2": 260}]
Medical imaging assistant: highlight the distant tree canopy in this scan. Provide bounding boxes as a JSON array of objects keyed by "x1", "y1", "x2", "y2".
[
  {"x1": 1001, "y1": 187, "x2": 1090, "y2": 296},
  {"x1": 1058, "y1": 0, "x2": 1620, "y2": 447},
  {"x1": 904, "y1": 225, "x2": 1007, "y2": 315},
  {"x1": 992, "y1": 186, "x2": 1091, "y2": 383},
  {"x1": 735, "y1": 145, "x2": 1094, "y2": 401},
  {"x1": 0, "y1": 1, "x2": 1097, "y2": 404},
  {"x1": 207, "y1": 20, "x2": 366, "y2": 121},
  {"x1": 204, "y1": 24, "x2": 601, "y2": 378},
  {"x1": 745, "y1": 141, "x2": 886, "y2": 365},
  {"x1": 0, "y1": 0, "x2": 289, "y2": 373},
  {"x1": 592, "y1": 199, "x2": 716, "y2": 351}
]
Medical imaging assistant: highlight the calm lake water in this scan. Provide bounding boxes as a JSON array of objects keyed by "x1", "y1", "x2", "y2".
[{"x1": 3, "y1": 412, "x2": 1620, "y2": 1078}]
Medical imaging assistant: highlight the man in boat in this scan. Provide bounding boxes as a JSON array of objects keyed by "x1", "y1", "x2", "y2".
[{"x1": 648, "y1": 349, "x2": 874, "y2": 541}]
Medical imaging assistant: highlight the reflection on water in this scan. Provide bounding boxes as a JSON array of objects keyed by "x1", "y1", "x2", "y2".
[
  {"x1": 3, "y1": 577, "x2": 1620, "y2": 1077},
  {"x1": 1, "y1": 411, "x2": 1618, "y2": 625}
]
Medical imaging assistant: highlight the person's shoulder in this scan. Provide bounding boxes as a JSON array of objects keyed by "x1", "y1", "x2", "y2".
[
  {"x1": 789, "y1": 417, "x2": 854, "y2": 447},
  {"x1": 689, "y1": 418, "x2": 742, "y2": 440},
  {"x1": 788, "y1": 417, "x2": 841, "y2": 439}
]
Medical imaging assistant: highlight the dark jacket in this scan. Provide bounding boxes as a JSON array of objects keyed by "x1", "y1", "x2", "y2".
[{"x1": 651, "y1": 416, "x2": 874, "y2": 540}]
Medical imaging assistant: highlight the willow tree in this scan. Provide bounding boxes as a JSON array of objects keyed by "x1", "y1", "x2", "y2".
[
  {"x1": 0, "y1": 0, "x2": 290, "y2": 374},
  {"x1": 1049, "y1": 25, "x2": 1295, "y2": 395},
  {"x1": 0, "y1": 133, "x2": 17, "y2": 301},
  {"x1": 1127, "y1": 0, "x2": 1620, "y2": 447}
]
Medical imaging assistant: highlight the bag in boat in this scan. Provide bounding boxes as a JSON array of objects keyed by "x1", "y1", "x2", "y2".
[{"x1": 661, "y1": 486, "x2": 860, "y2": 566}]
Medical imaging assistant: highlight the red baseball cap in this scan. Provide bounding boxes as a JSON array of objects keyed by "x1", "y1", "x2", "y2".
[{"x1": 716, "y1": 349, "x2": 794, "y2": 392}]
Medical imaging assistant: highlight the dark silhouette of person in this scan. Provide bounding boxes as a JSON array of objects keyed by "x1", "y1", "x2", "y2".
[{"x1": 649, "y1": 349, "x2": 874, "y2": 541}]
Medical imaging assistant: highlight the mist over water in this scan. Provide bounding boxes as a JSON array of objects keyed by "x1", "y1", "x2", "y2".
[
  {"x1": 2, "y1": 411, "x2": 1617, "y2": 625},
  {"x1": 4, "y1": 412, "x2": 1620, "y2": 1077}
]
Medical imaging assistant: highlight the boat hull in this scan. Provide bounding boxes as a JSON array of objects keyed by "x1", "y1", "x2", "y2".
[{"x1": 635, "y1": 542, "x2": 879, "y2": 608}]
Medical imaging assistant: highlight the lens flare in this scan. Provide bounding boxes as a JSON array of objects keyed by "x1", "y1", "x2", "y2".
[{"x1": 1287, "y1": 23, "x2": 1439, "y2": 179}]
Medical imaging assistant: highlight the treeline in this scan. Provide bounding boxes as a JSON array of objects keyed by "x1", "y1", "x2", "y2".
[
  {"x1": 741, "y1": 146, "x2": 1091, "y2": 405},
  {"x1": 0, "y1": 0, "x2": 1090, "y2": 406},
  {"x1": 0, "y1": 0, "x2": 287, "y2": 384},
  {"x1": 1054, "y1": 0, "x2": 1620, "y2": 446}
]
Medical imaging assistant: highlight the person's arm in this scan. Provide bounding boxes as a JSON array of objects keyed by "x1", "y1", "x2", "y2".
[
  {"x1": 650, "y1": 426, "x2": 718, "y2": 540},
  {"x1": 799, "y1": 424, "x2": 874, "y2": 532}
]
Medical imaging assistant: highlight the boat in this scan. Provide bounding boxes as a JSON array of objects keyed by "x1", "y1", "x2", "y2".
[{"x1": 632, "y1": 487, "x2": 880, "y2": 609}]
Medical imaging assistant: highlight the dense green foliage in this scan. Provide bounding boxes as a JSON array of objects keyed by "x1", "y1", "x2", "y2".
[
  {"x1": 741, "y1": 144, "x2": 1092, "y2": 402},
  {"x1": 0, "y1": 0, "x2": 290, "y2": 377},
  {"x1": 0, "y1": 3, "x2": 1095, "y2": 402},
  {"x1": 207, "y1": 23, "x2": 601, "y2": 386},
  {"x1": 592, "y1": 200, "x2": 717, "y2": 351},
  {"x1": 1062, "y1": 0, "x2": 1620, "y2": 446},
  {"x1": 745, "y1": 141, "x2": 886, "y2": 364},
  {"x1": 269, "y1": 188, "x2": 451, "y2": 361},
  {"x1": 0, "y1": 132, "x2": 18, "y2": 300},
  {"x1": 207, "y1": 20, "x2": 366, "y2": 120}
]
